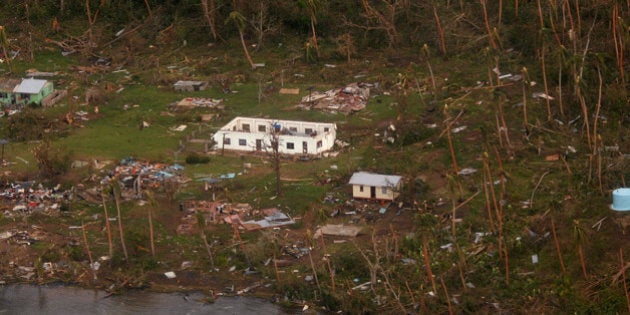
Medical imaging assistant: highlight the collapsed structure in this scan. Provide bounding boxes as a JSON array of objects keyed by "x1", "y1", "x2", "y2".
[{"x1": 212, "y1": 116, "x2": 337, "y2": 155}]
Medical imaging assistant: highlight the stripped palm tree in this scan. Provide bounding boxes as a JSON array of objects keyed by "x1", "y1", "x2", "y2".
[{"x1": 227, "y1": 11, "x2": 255, "y2": 69}]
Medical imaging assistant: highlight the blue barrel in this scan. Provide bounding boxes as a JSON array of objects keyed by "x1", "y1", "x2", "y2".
[{"x1": 612, "y1": 188, "x2": 630, "y2": 211}]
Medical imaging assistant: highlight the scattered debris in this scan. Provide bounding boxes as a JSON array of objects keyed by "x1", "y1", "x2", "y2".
[
  {"x1": 173, "y1": 97, "x2": 224, "y2": 110},
  {"x1": 171, "y1": 125, "x2": 187, "y2": 132},
  {"x1": 173, "y1": 80, "x2": 208, "y2": 92},
  {"x1": 279, "y1": 88, "x2": 300, "y2": 95},
  {"x1": 532, "y1": 92, "x2": 555, "y2": 100},
  {"x1": 297, "y1": 82, "x2": 373, "y2": 114},
  {"x1": 313, "y1": 224, "x2": 363, "y2": 238},
  {"x1": 164, "y1": 271, "x2": 177, "y2": 279}
]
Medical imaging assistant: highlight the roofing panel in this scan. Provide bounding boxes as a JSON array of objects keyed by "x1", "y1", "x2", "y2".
[
  {"x1": 348, "y1": 172, "x2": 402, "y2": 187},
  {"x1": 13, "y1": 78, "x2": 47, "y2": 94}
]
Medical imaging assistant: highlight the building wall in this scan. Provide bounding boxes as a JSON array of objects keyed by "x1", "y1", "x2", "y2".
[
  {"x1": 351, "y1": 184, "x2": 400, "y2": 201},
  {"x1": 0, "y1": 92, "x2": 12, "y2": 106},
  {"x1": 212, "y1": 117, "x2": 336, "y2": 155},
  {"x1": 14, "y1": 81, "x2": 54, "y2": 105}
]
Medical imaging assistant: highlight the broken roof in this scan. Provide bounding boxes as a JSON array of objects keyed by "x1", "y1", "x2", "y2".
[
  {"x1": 13, "y1": 78, "x2": 48, "y2": 94},
  {"x1": 348, "y1": 172, "x2": 402, "y2": 187}
]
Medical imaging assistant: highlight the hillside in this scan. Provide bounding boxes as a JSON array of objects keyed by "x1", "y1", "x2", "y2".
[{"x1": 0, "y1": 1, "x2": 629, "y2": 313}]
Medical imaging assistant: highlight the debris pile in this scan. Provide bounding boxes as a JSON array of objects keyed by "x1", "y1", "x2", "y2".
[
  {"x1": 176, "y1": 202, "x2": 252, "y2": 235},
  {"x1": 99, "y1": 158, "x2": 188, "y2": 198},
  {"x1": 172, "y1": 97, "x2": 224, "y2": 110},
  {"x1": 298, "y1": 82, "x2": 373, "y2": 114},
  {"x1": 0, "y1": 182, "x2": 71, "y2": 217},
  {"x1": 241, "y1": 208, "x2": 296, "y2": 231}
]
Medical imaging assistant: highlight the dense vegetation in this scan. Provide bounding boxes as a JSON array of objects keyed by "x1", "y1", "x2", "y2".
[{"x1": 0, "y1": 1, "x2": 629, "y2": 313}]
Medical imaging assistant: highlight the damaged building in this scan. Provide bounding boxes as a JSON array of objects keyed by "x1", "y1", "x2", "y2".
[{"x1": 212, "y1": 116, "x2": 337, "y2": 155}]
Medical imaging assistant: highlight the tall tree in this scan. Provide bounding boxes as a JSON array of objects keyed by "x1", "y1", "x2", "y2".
[
  {"x1": 303, "y1": 0, "x2": 321, "y2": 57},
  {"x1": 200, "y1": 0, "x2": 218, "y2": 41},
  {"x1": 227, "y1": 11, "x2": 255, "y2": 69}
]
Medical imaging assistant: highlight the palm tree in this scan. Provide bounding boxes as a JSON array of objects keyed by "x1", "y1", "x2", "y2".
[
  {"x1": 227, "y1": 11, "x2": 255, "y2": 69},
  {"x1": 304, "y1": 0, "x2": 320, "y2": 57}
]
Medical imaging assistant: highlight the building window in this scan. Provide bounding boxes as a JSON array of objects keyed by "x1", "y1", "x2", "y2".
[
  {"x1": 382, "y1": 187, "x2": 388, "y2": 194},
  {"x1": 287, "y1": 142, "x2": 294, "y2": 150},
  {"x1": 223, "y1": 138, "x2": 231, "y2": 145},
  {"x1": 317, "y1": 140, "x2": 323, "y2": 148},
  {"x1": 242, "y1": 123, "x2": 250, "y2": 132},
  {"x1": 239, "y1": 139, "x2": 247, "y2": 146},
  {"x1": 258, "y1": 125, "x2": 266, "y2": 132},
  {"x1": 359, "y1": 185, "x2": 364, "y2": 192},
  {"x1": 324, "y1": 127, "x2": 329, "y2": 132},
  {"x1": 305, "y1": 128, "x2": 313, "y2": 135},
  {"x1": 289, "y1": 127, "x2": 297, "y2": 132}
]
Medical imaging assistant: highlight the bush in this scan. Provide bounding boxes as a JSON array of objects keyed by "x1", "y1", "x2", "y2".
[
  {"x1": 185, "y1": 153, "x2": 210, "y2": 164},
  {"x1": 32, "y1": 139, "x2": 72, "y2": 179}
]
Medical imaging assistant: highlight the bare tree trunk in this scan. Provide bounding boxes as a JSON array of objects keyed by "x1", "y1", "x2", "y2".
[
  {"x1": 238, "y1": 30, "x2": 255, "y2": 69},
  {"x1": 551, "y1": 217, "x2": 566, "y2": 274},
  {"x1": 320, "y1": 236, "x2": 335, "y2": 292},
  {"x1": 148, "y1": 203, "x2": 155, "y2": 257},
  {"x1": 112, "y1": 181, "x2": 129, "y2": 261},
  {"x1": 201, "y1": 0, "x2": 218, "y2": 40},
  {"x1": 310, "y1": 17, "x2": 320, "y2": 57},
  {"x1": 440, "y1": 275, "x2": 454, "y2": 315},
  {"x1": 422, "y1": 238, "x2": 438, "y2": 294},
  {"x1": 201, "y1": 230, "x2": 215, "y2": 270},
  {"x1": 619, "y1": 248, "x2": 630, "y2": 314},
  {"x1": 143, "y1": 0, "x2": 152, "y2": 17},
  {"x1": 431, "y1": 2, "x2": 447, "y2": 56},
  {"x1": 521, "y1": 67, "x2": 529, "y2": 128},
  {"x1": 480, "y1": 0, "x2": 497, "y2": 50},
  {"x1": 81, "y1": 221, "x2": 97, "y2": 280},
  {"x1": 101, "y1": 194, "x2": 113, "y2": 259},
  {"x1": 541, "y1": 44, "x2": 552, "y2": 121},
  {"x1": 271, "y1": 131, "x2": 283, "y2": 196},
  {"x1": 307, "y1": 249, "x2": 321, "y2": 290}
]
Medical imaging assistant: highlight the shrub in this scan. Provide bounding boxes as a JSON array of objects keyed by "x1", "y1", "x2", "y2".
[{"x1": 185, "y1": 153, "x2": 210, "y2": 164}]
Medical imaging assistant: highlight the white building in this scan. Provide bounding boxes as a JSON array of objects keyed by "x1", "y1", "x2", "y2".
[
  {"x1": 348, "y1": 172, "x2": 402, "y2": 201},
  {"x1": 212, "y1": 116, "x2": 337, "y2": 155}
]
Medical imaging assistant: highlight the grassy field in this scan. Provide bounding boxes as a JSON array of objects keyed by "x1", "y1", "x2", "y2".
[{"x1": 1, "y1": 22, "x2": 629, "y2": 313}]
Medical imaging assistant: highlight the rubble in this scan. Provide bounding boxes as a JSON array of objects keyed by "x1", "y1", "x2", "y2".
[
  {"x1": 173, "y1": 80, "x2": 208, "y2": 92},
  {"x1": 297, "y1": 82, "x2": 373, "y2": 114},
  {"x1": 172, "y1": 97, "x2": 224, "y2": 110},
  {"x1": 241, "y1": 208, "x2": 295, "y2": 231},
  {"x1": 0, "y1": 182, "x2": 72, "y2": 218},
  {"x1": 313, "y1": 224, "x2": 363, "y2": 238}
]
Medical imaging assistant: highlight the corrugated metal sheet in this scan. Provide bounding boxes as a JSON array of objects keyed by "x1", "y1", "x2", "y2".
[
  {"x1": 348, "y1": 172, "x2": 401, "y2": 187},
  {"x1": 13, "y1": 78, "x2": 47, "y2": 94}
]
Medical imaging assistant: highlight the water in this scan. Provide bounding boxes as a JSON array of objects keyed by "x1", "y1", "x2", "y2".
[{"x1": 0, "y1": 284, "x2": 290, "y2": 315}]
